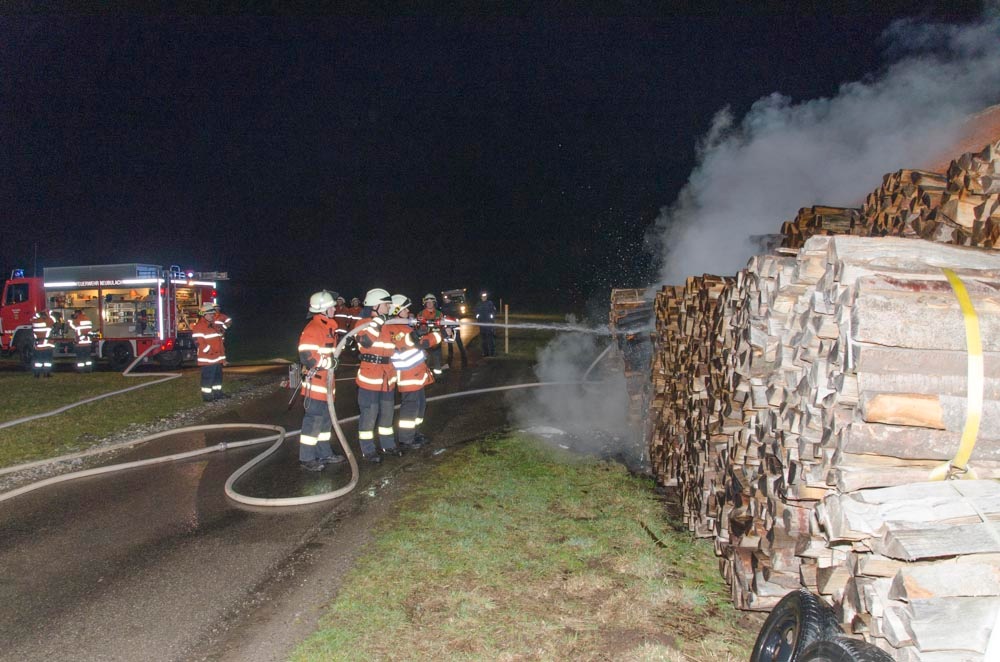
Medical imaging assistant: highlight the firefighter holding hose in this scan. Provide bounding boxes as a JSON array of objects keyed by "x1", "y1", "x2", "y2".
[
  {"x1": 417, "y1": 293, "x2": 447, "y2": 375},
  {"x1": 355, "y1": 288, "x2": 402, "y2": 463},
  {"x1": 296, "y1": 290, "x2": 347, "y2": 472},
  {"x1": 388, "y1": 294, "x2": 449, "y2": 449}
]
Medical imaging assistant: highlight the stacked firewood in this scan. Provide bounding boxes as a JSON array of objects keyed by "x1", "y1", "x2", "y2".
[
  {"x1": 781, "y1": 206, "x2": 861, "y2": 249},
  {"x1": 645, "y1": 277, "x2": 730, "y2": 534},
  {"x1": 815, "y1": 481, "x2": 1000, "y2": 660},
  {"x1": 642, "y1": 233, "x2": 1000, "y2": 657},
  {"x1": 609, "y1": 288, "x2": 654, "y2": 424},
  {"x1": 781, "y1": 140, "x2": 1000, "y2": 249}
]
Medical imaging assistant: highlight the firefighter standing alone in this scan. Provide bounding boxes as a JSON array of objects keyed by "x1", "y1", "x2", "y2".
[
  {"x1": 296, "y1": 290, "x2": 346, "y2": 471},
  {"x1": 475, "y1": 291, "x2": 498, "y2": 357},
  {"x1": 191, "y1": 302, "x2": 232, "y2": 401}
]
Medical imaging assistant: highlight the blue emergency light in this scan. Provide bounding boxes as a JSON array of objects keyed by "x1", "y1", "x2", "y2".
[{"x1": 11, "y1": 269, "x2": 24, "y2": 278}]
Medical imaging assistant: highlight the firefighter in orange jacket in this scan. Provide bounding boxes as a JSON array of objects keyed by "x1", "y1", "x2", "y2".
[
  {"x1": 417, "y1": 293, "x2": 447, "y2": 375},
  {"x1": 346, "y1": 297, "x2": 363, "y2": 329},
  {"x1": 296, "y1": 290, "x2": 346, "y2": 471},
  {"x1": 388, "y1": 294, "x2": 448, "y2": 449},
  {"x1": 191, "y1": 302, "x2": 231, "y2": 401},
  {"x1": 30, "y1": 310, "x2": 55, "y2": 378},
  {"x1": 355, "y1": 288, "x2": 401, "y2": 463},
  {"x1": 69, "y1": 309, "x2": 94, "y2": 372}
]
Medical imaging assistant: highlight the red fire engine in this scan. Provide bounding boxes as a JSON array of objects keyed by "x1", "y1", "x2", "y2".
[{"x1": 1, "y1": 263, "x2": 226, "y2": 370}]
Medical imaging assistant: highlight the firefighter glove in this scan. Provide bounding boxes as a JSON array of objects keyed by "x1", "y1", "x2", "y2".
[{"x1": 318, "y1": 356, "x2": 336, "y2": 370}]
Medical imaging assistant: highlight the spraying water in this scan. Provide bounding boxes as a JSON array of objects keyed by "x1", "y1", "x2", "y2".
[{"x1": 467, "y1": 321, "x2": 608, "y2": 334}]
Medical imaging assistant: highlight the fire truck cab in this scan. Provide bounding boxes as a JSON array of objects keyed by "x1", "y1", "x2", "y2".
[{"x1": 1, "y1": 264, "x2": 226, "y2": 371}]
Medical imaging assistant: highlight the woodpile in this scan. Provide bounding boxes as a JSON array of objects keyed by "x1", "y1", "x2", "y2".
[
  {"x1": 641, "y1": 234, "x2": 1000, "y2": 658},
  {"x1": 782, "y1": 140, "x2": 1000, "y2": 250},
  {"x1": 609, "y1": 288, "x2": 654, "y2": 425}
]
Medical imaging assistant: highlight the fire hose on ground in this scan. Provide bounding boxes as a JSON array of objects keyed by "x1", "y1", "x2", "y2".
[{"x1": 0, "y1": 318, "x2": 613, "y2": 507}]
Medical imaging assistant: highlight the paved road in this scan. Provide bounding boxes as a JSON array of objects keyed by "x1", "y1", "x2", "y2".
[{"x1": 0, "y1": 358, "x2": 540, "y2": 661}]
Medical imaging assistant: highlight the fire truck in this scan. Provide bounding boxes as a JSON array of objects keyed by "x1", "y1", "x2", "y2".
[{"x1": 1, "y1": 263, "x2": 226, "y2": 371}]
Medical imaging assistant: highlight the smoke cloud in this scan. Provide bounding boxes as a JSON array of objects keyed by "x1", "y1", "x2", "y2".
[
  {"x1": 509, "y1": 329, "x2": 642, "y2": 468},
  {"x1": 649, "y1": 15, "x2": 1000, "y2": 284}
]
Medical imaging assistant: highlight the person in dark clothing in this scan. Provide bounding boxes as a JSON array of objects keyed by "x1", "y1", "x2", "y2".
[{"x1": 475, "y1": 291, "x2": 498, "y2": 357}]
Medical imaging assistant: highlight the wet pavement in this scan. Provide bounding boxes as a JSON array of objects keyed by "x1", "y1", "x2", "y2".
[{"x1": 0, "y1": 356, "x2": 542, "y2": 662}]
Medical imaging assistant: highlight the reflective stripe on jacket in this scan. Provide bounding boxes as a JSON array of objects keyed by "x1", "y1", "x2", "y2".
[
  {"x1": 70, "y1": 312, "x2": 93, "y2": 345},
  {"x1": 389, "y1": 323, "x2": 442, "y2": 393},
  {"x1": 192, "y1": 316, "x2": 226, "y2": 365},
  {"x1": 355, "y1": 315, "x2": 397, "y2": 391},
  {"x1": 298, "y1": 315, "x2": 340, "y2": 402},
  {"x1": 32, "y1": 314, "x2": 54, "y2": 349}
]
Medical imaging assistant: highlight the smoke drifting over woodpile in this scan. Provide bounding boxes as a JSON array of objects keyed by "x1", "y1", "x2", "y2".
[{"x1": 649, "y1": 15, "x2": 1000, "y2": 285}]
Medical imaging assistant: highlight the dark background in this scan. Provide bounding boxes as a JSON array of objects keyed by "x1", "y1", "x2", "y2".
[{"x1": 0, "y1": 5, "x2": 985, "y2": 349}]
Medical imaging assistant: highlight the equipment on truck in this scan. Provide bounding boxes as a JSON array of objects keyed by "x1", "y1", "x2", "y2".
[
  {"x1": 440, "y1": 288, "x2": 469, "y2": 316},
  {"x1": 1, "y1": 264, "x2": 226, "y2": 370}
]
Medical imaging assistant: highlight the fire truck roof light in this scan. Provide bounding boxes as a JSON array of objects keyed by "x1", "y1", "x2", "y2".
[{"x1": 11, "y1": 269, "x2": 24, "y2": 278}]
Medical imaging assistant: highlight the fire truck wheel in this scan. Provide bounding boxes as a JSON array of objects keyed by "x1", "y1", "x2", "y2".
[
  {"x1": 106, "y1": 342, "x2": 134, "y2": 372},
  {"x1": 156, "y1": 351, "x2": 183, "y2": 370},
  {"x1": 14, "y1": 331, "x2": 34, "y2": 369}
]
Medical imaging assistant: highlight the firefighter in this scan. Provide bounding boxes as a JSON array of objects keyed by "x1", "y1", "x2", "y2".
[
  {"x1": 347, "y1": 297, "x2": 362, "y2": 326},
  {"x1": 296, "y1": 290, "x2": 346, "y2": 471},
  {"x1": 389, "y1": 294, "x2": 448, "y2": 449},
  {"x1": 417, "y1": 293, "x2": 446, "y2": 375},
  {"x1": 442, "y1": 294, "x2": 468, "y2": 369},
  {"x1": 69, "y1": 309, "x2": 94, "y2": 372},
  {"x1": 475, "y1": 291, "x2": 498, "y2": 357},
  {"x1": 332, "y1": 295, "x2": 351, "y2": 344},
  {"x1": 355, "y1": 288, "x2": 402, "y2": 463},
  {"x1": 30, "y1": 310, "x2": 55, "y2": 378},
  {"x1": 191, "y1": 302, "x2": 230, "y2": 401}
]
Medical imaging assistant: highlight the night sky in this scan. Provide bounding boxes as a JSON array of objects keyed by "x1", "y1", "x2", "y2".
[{"x1": 1, "y1": 5, "x2": 985, "y2": 320}]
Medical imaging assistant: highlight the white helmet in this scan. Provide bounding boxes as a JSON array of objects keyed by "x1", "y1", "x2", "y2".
[
  {"x1": 390, "y1": 294, "x2": 411, "y2": 315},
  {"x1": 364, "y1": 288, "x2": 392, "y2": 306},
  {"x1": 200, "y1": 302, "x2": 220, "y2": 315},
  {"x1": 308, "y1": 290, "x2": 338, "y2": 313},
  {"x1": 422, "y1": 293, "x2": 437, "y2": 303}
]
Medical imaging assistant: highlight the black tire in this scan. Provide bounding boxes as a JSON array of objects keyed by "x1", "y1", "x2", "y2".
[
  {"x1": 106, "y1": 342, "x2": 134, "y2": 372},
  {"x1": 798, "y1": 636, "x2": 895, "y2": 662},
  {"x1": 14, "y1": 331, "x2": 34, "y2": 369},
  {"x1": 750, "y1": 589, "x2": 843, "y2": 662},
  {"x1": 154, "y1": 350, "x2": 183, "y2": 370}
]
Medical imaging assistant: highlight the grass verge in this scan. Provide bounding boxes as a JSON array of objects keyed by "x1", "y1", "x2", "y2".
[
  {"x1": 0, "y1": 369, "x2": 258, "y2": 468},
  {"x1": 292, "y1": 434, "x2": 758, "y2": 661}
]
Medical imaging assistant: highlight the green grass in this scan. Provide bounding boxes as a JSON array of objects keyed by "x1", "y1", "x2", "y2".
[
  {"x1": 292, "y1": 435, "x2": 756, "y2": 661},
  {"x1": 0, "y1": 370, "x2": 257, "y2": 468}
]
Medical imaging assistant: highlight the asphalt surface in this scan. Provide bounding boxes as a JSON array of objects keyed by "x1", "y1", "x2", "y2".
[{"x1": 0, "y1": 356, "x2": 541, "y2": 662}]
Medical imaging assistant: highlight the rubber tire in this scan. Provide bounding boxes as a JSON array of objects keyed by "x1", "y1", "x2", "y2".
[
  {"x1": 798, "y1": 636, "x2": 895, "y2": 662},
  {"x1": 15, "y1": 331, "x2": 35, "y2": 369},
  {"x1": 155, "y1": 350, "x2": 183, "y2": 370},
  {"x1": 750, "y1": 589, "x2": 843, "y2": 662},
  {"x1": 106, "y1": 342, "x2": 134, "y2": 372}
]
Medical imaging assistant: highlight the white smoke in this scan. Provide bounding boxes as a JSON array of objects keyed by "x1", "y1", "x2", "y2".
[
  {"x1": 509, "y1": 330, "x2": 641, "y2": 467},
  {"x1": 650, "y1": 15, "x2": 1000, "y2": 284}
]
